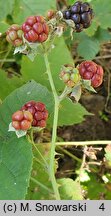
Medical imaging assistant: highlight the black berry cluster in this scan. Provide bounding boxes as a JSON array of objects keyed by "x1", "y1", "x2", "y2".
[{"x1": 63, "y1": 1, "x2": 94, "y2": 32}]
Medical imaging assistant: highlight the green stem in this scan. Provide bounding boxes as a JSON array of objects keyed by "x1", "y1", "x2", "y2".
[
  {"x1": 29, "y1": 130, "x2": 48, "y2": 168},
  {"x1": 0, "y1": 45, "x2": 12, "y2": 68},
  {"x1": 55, "y1": 140, "x2": 111, "y2": 146},
  {"x1": 59, "y1": 86, "x2": 72, "y2": 102},
  {"x1": 57, "y1": 146, "x2": 81, "y2": 163},
  {"x1": 31, "y1": 177, "x2": 53, "y2": 194},
  {"x1": 44, "y1": 53, "x2": 60, "y2": 200}
]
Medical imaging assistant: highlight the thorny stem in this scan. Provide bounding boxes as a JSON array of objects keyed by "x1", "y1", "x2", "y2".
[{"x1": 44, "y1": 53, "x2": 60, "y2": 200}]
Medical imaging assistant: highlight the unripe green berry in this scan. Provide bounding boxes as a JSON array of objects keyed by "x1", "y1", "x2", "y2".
[
  {"x1": 70, "y1": 72, "x2": 80, "y2": 83},
  {"x1": 6, "y1": 35, "x2": 13, "y2": 44},
  {"x1": 6, "y1": 24, "x2": 23, "y2": 47},
  {"x1": 67, "y1": 80, "x2": 75, "y2": 87},
  {"x1": 9, "y1": 30, "x2": 17, "y2": 41},
  {"x1": 11, "y1": 24, "x2": 20, "y2": 31},
  {"x1": 17, "y1": 30, "x2": 23, "y2": 38},
  {"x1": 62, "y1": 73, "x2": 70, "y2": 83}
]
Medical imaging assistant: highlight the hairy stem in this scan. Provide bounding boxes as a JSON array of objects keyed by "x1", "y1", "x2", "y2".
[{"x1": 44, "y1": 53, "x2": 60, "y2": 200}]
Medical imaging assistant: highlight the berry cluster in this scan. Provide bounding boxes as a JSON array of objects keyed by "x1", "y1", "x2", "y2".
[
  {"x1": 6, "y1": 24, "x2": 23, "y2": 47},
  {"x1": 21, "y1": 101, "x2": 48, "y2": 128},
  {"x1": 63, "y1": 1, "x2": 94, "y2": 32},
  {"x1": 12, "y1": 110, "x2": 33, "y2": 130},
  {"x1": 78, "y1": 61, "x2": 104, "y2": 88},
  {"x1": 22, "y1": 16, "x2": 49, "y2": 43},
  {"x1": 12, "y1": 101, "x2": 49, "y2": 131},
  {"x1": 60, "y1": 66, "x2": 81, "y2": 87},
  {"x1": 6, "y1": 16, "x2": 49, "y2": 46}
]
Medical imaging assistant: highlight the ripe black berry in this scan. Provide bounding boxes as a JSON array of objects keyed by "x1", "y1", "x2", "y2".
[
  {"x1": 71, "y1": 14, "x2": 80, "y2": 24},
  {"x1": 63, "y1": 1, "x2": 94, "y2": 32},
  {"x1": 81, "y1": 12, "x2": 91, "y2": 24},
  {"x1": 80, "y1": 3, "x2": 90, "y2": 13},
  {"x1": 63, "y1": 10, "x2": 71, "y2": 19},
  {"x1": 71, "y1": 5, "x2": 80, "y2": 13},
  {"x1": 75, "y1": 23, "x2": 83, "y2": 32}
]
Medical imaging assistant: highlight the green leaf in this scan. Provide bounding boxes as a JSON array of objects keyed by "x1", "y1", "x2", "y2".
[
  {"x1": 0, "y1": 69, "x2": 23, "y2": 100},
  {"x1": 0, "y1": 135, "x2": 33, "y2": 199},
  {"x1": 0, "y1": 80, "x2": 54, "y2": 199},
  {"x1": 21, "y1": 37, "x2": 73, "y2": 92},
  {"x1": 58, "y1": 178, "x2": 83, "y2": 200},
  {"x1": 82, "y1": 173, "x2": 106, "y2": 200},
  {"x1": 92, "y1": 0, "x2": 111, "y2": 29},
  {"x1": 0, "y1": 22, "x2": 10, "y2": 33},
  {"x1": 77, "y1": 38, "x2": 100, "y2": 60},
  {"x1": 0, "y1": 80, "x2": 54, "y2": 135},
  {"x1": 13, "y1": 0, "x2": 56, "y2": 24},
  {"x1": 95, "y1": 28, "x2": 111, "y2": 42},
  {"x1": 57, "y1": 98, "x2": 90, "y2": 126},
  {"x1": 0, "y1": 0, "x2": 14, "y2": 20}
]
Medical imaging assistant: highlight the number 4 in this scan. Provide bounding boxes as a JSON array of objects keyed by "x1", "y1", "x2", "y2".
[{"x1": 99, "y1": 203, "x2": 105, "y2": 211}]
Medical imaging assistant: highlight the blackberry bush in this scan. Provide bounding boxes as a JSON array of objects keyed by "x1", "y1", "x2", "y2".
[{"x1": 2, "y1": 0, "x2": 107, "y2": 201}]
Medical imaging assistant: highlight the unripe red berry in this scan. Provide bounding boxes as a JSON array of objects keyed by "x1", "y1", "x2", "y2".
[
  {"x1": 12, "y1": 111, "x2": 24, "y2": 121},
  {"x1": 21, "y1": 101, "x2": 48, "y2": 128},
  {"x1": 20, "y1": 120, "x2": 31, "y2": 130},
  {"x1": 47, "y1": 10, "x2": 56, "y2": 20},
  {"x1": 38, "y1": 33, "x2": 48, "y2": 42},
  {"x1": 22, "y1": 15, "x2": 49, "y2": 43},
  {"x1": 37, "y1": 120, "x2": 46, "y2": 128},
  {"x1": 14, "y1": 39, "x2": 23, "y2": 47},
  {"x1": 43, "y1": 110, "x2": 49, "y2": 120},
  {"x1": 12, "y1": 110, "x2": 33, "y2": 131},
  {"x1": 35, "y1": 102, "x2": 45, "y2": 111},
  {"x1": 34, "y1": 112, "x2": 43, "y2": 121},
  {"x1": 78, "y1": 61, "x2": 104, "y2": 88},
  {"x1": 23, "y1": 111, "x2": 33, "y2": 122},
  {"x1": 12, "y1": 121, "x2": 21, "y2": 130}
]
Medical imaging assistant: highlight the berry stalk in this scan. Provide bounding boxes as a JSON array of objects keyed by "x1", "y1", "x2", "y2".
[{"x1": 44, "y1": 53, "x2": 60, "y2": 200}]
